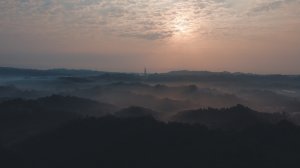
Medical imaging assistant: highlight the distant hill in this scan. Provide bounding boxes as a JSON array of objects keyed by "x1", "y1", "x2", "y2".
[
  {"x1": 166, "y1": 70, "x2": 299, "y2": 77},
  {"x1": 2, "y1": 67, "x2": 300, "y2": 79},
  {"x1": 0, "y1": 85, "x2": 46, "y2": 99},
  {"x1": 0, "y1": 67, "x2": 106, "y2": 77},
  {"x1": 114, "y1": 106, "x2": 159, "y2": 119},
  {"x1": 0, "y1": 95, "x2": 117, "y2": 146},
  {"x1": 166, "y1": 70, "x2": 232, "y2": 76},
  {"x1": 172, "y1": 104, "x2": 286, "y2": 129},
  {"x1": 148, "y1": 70, "x2": 300, "y2": 86}
]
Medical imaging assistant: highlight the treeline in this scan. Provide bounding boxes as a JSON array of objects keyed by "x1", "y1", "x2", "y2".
[{"x1": 1, "y1": 116, "x2": 300, "y2": 168}]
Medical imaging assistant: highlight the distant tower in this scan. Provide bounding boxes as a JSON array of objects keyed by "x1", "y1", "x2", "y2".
[{"x1": 144, "y1": 67, "x2": 148, "y2": 76}]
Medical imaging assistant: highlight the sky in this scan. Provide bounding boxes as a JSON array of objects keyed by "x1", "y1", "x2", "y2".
[{"x1": 0, "y1": 0, "x2": 300, "y2": 74}]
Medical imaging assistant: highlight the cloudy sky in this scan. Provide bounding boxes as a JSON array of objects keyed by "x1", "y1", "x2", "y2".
[{"x1": 0, "y1": 0, "x2": 300, "y2": 73}]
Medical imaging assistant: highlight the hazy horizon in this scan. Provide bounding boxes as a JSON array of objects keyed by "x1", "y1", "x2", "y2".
[
  {"x1": 2, "y1": 66, "x2": 300, "y2": 75},
  {"x1": 1, "y1": 0, "x2": 300, "y2": 74}
]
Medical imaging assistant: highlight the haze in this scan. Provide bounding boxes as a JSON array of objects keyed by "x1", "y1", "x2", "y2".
[{"x1": 1, "y1": 0, "x2": 300, "y2": 74}]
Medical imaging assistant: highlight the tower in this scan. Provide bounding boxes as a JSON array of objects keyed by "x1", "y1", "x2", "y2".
[{"x1": 144, "y1": 67, "x2": 147, "y2": 76}]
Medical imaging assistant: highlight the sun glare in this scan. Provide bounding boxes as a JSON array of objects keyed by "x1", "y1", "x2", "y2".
[
  {"x1": 174, "y1": 19, "x2": 190, "y2": 33},
  {"x1": 170, "y1": 14, "x2": 195, "y2": 42}
]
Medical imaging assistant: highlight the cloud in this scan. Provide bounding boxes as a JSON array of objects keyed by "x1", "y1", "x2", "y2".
[
  {"x1": 0, "y1": 0, "x2": 299, "y2": 41},
  {"x1": 0, "y1": 0, "x2": 229, "y2": 40},
  {"x1": 249, "y1": 0, "x2": 298, "y2": 15}
]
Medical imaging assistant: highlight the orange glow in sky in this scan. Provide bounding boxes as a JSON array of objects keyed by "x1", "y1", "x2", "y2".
[{"x1": 0, "y1": 0, "x2": 300, "y2": 74}]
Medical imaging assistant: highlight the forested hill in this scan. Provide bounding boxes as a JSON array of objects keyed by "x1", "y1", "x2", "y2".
[{"x1": 6, "y1": 116, "x2": 300, "y2": 168}]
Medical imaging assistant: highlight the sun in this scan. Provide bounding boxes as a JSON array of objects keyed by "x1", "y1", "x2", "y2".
[
  {"x1": 170, "y1": 14, "x2": 194, "y2": 41},
  {"x1": 174, "y1": 19, "x2": 190, "y2": 33}
]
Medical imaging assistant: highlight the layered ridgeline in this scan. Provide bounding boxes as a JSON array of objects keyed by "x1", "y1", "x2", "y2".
[
  {"x1": 0, "y1": 95, "x2": 299, "y2": 168},
  {"x1": 1, "y1": 67, "x2": 300, "y2": 167},
  {"x1": 1, "y1": 67, "x2": 300, "y2": 114},
  {"x1": 0, "y1": 95, "x2": 117, "y2": 146},
  {"x1": 0, "y1": 95, "x2": 292, "y2": 147}
]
